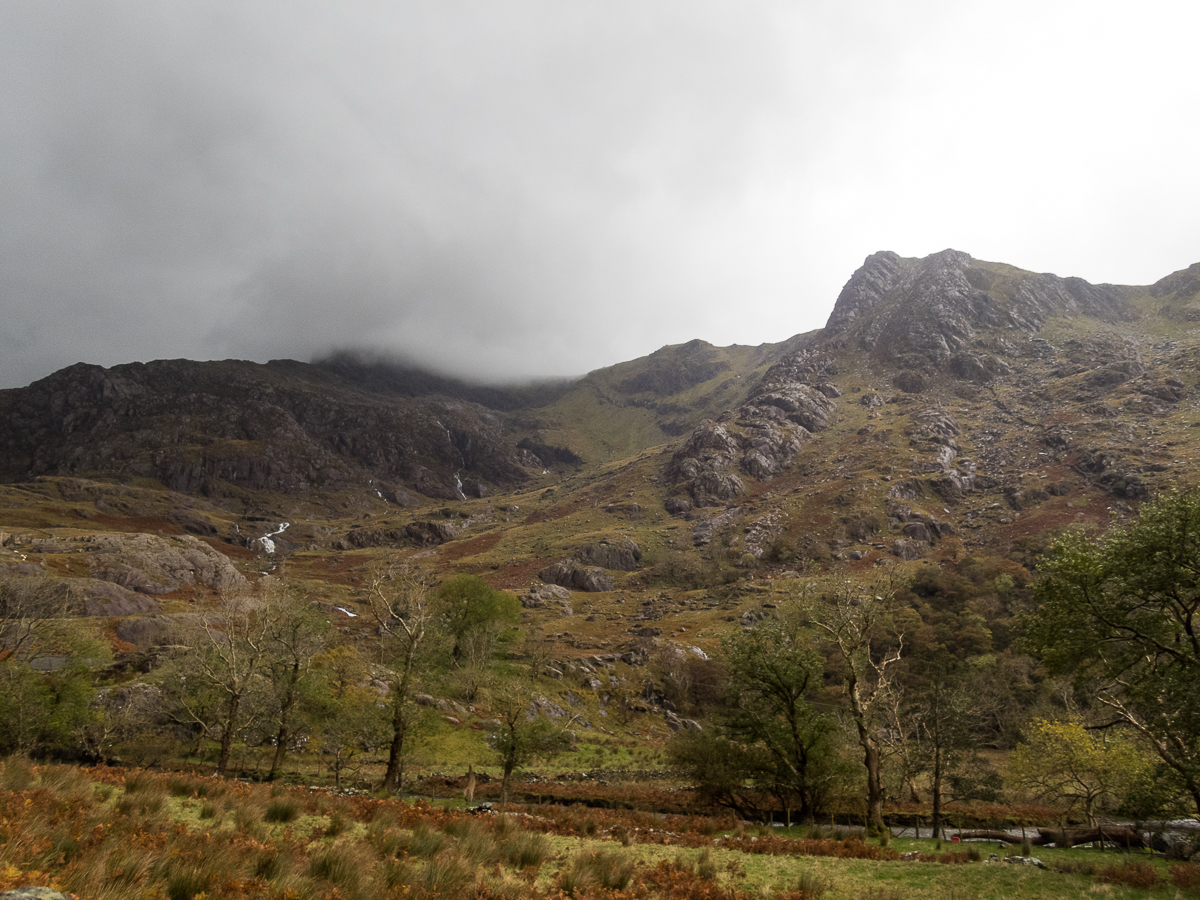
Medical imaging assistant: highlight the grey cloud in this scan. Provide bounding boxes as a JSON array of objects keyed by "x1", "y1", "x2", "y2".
[{"x1": 2, "y1": 1, "x2": 1198, "y2": 389}]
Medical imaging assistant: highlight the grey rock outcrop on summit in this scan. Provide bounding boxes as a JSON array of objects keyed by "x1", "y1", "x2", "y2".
[
  {"x1": 825, "y1": 249, "x2": 1133, "y2": 370},
  {"x1": 663, "y1": 248, "x2": 1189, "y2": 509}
]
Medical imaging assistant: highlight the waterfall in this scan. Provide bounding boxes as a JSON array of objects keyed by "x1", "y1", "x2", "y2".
[{"x1": 436, "y1": 419, "x2": 467, "y2": 500}]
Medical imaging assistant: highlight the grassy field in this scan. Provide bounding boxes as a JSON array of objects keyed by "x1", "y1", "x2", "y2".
[{"x1": 0, "y1": 759, "x2": 1193, "y2": 900}]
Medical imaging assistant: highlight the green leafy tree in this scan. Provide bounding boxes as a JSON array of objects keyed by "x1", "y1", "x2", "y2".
[
  {"x1": 668, "y1": 728, "x2": 782, "y2": 822},
  {"x1": 717, "y1": 607, "x2": 837, "y2": 821},
  {"x1": 436, "y1": 574, "x2": 520, "y2": 666},
  {"x1": 487, "y1": 678, "x2": 571, "y2": 804},
  {"x1": 1024, "y1": 488, "x2": 1200, "y2": 814},
  {"x1": 1006, "y1": 718, "x2": 1153, "y2": 826},
  {"x1": 310, "y1": 644, "x2": 388, "y2": 788},
  {"x1": 0, "y1": 576, "x2": 108, "y2": 757}
]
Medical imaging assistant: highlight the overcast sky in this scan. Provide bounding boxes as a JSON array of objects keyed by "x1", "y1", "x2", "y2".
[{"x1": 2, "y1": 1, "x2": 1197, "y2": 390}]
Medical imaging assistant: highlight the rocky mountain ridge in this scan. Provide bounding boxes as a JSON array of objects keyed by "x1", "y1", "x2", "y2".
[{"x1": 3, "y1": 249, "x2": 1200, "y2": 638}]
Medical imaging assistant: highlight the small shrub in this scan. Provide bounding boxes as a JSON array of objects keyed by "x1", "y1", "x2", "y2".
[
  {"x1": 324, "y1": 810, "x2": 348, "y2": 837},
  {"x1": 367, "y1": 819, "x2": 403, "y2": 858},
  {"x1": 965, "y1": 845, "x2": 981, "y2": 862},
  {"x1": 123, "y1": 771, "x2": 151, "y2": 793},
  {"x1": 199, "y1": 802, "x2": 219, "y2": 820},
  {"x1": 786, "y1": 868, "x2": 829, "y2": 900},
  {"x1": 37, "y1": 765, "x2": 94, "y2": 799},
  {"x1": 1051, "y1": 859, "x2": 1097, "y2": 877},
  {"x1": 168, "y1": 777, "x2": 194, "y2": 797},
  {"x1": 1020, "y1": 837, "x2": 1032, "y2": 856},
  {"x1": 381, "y1": 858, "x2": 412, "y2": 892},
  {"x1": 252, "y1": 848, "x2": 290, "y2": 881},
  {"x1": 115, "y1": 790, "x2": 165, "y2": 816},
  {"x1": 444, "y1": 816, "x2": 498, "y2": 864},
  {"x1": 95, "y1": 845, "x2": 155, "y2": 889},
  {"x1": 559, "y1": 849, "x2": 635, "y2": 895},
  {"x1": 1172, "y1": 861, "x2": 1200, "y2": 891},
  {"x1": 0, "y1": 757, "x2": 36, "y2": 791},
  {"x1": 417, "y1": 851, "x2": 475, "y2": 899},
  {"x1": 500, "y1": 829, "x2": 551, "y2": 870},
  {"x1": 696, "y1": 848, "x2": 717, "y2": 881},
  {"x1": 1098, "y1": 861, "x2": 1162, "y2": 890},
  {"x1": 265, "y1": 798, "x2": 301, "y2": 823},
  {"x1": 232, "y1": 799, "x2": 265, "y2": 830}
]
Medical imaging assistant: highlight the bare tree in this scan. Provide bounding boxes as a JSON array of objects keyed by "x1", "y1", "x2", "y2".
[
  {"x1": 261, "y1": 580, "x2": 331, "y2": 781},
  {"x1": 800, "y1": 581, "x2": 906, "y2": 836},
  {"x1": 0, "y1": 574, "x2": 80, "y2": 656},
  {"x1": 367, "y1": 559, "x2": 439, "y2": 793},
  {"x1": 171, "y1": 591, "x2": 273, "y2": 776}
]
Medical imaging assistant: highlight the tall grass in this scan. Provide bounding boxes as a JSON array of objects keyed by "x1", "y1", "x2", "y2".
[
  {"x1": 558, "y1": 848, "x2": 635, "y2": 895},
  {"x1": 0, "y1": 760, "x2": 1180, "y2": 900}
]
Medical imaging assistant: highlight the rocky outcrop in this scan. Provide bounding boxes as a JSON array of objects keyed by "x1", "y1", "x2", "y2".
[
  {"x1": 574, "y1": 540, "x2": 642, "y2": 571},
  {"x1": 88, "y1": 533, "x2": 247, "y2": 595},
  {"x1": 404, "y1": 521, "x2": 460, "y2": 546},
  {"x1": 76, "y1": 578, "x2": 161, "y2": 616},
  {"x1": 616, "y1": 340, "x2": 731, "y2": 394},
  {"x1": 538, "y1": 561, "x2": 614, "y2": 592},
  {"x1": 24, "y1": 532, "x2": 248, "y2": 597},
  {"x1": 1150, "y1": 262, "x2": 1200, "y2": 300},
  {"x1": 664, "y1": 421, "x2": 745, "y2": 505},
  {"x1": 520, "y1": 583, "x2": 572, "y2": 608},
  {"x1": 665, "y1": 350, "x2": 837, "y2": 504},
  {"x1": 824, "y1": 249, "x2": 1134, "y2": 371}
]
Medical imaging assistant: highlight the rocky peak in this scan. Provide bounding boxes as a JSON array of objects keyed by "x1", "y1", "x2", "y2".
[
  {"x1": 821, "y1": 249, "x2": 1135, "y2": 374},
  {"x1": 823, "y1": 250, "x2": 907, "y2": 334}
]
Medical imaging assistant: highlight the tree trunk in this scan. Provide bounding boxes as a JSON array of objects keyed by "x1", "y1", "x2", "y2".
[
  {"x1": 501, "y1": 758, "x2": 515, "y2": 805},
  {"x1": 216, "y1": 693, "x2": 241, "y2": 776},
  {"x1": 383, "y1": 699, "x2": 407, "y2": 793},
  {"x1": 268, "y1": 669, "x2": 300, "y2": 781},
  {"x1": 931, "y1": 742, "x2": 944, "y2": 841},
  {"x1": 863, "y1": 737, "x2": 885, "y2": 835}
]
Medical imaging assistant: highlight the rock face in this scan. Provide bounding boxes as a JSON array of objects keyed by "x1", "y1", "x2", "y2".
[
  {"x1": 0, "y1": 359, "x2": 533, "y2": 500},
  {"x1": 824, "y1": 249, "x2": 1134, "y2": 373},
  {"x1": 538, "y1": 561, "x2": 614, "y2": 593},
  {"x1": 574, "y1": 540, "x2": 643, "y2": 571},
  {"x1": 25, "y1": 532, "x2": 247, "y2": 597},
  {"x1": 665, "y1": 349, "x2": 837, "y2": 504}
]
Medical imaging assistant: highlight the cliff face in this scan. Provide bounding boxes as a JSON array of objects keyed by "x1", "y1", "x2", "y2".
[
  {"x1": 662, "y1": 250, "x2": 1199, "y2": 522},
  {"x1": 0, "y1": 359, "x2": 535, "y2": 501},
  {"x1": 824, "y1": 249, "x2": 1134, "y2": 367},
  {"x1": 3, "y1": 250, "x2": 1198, "y2": 524}
]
